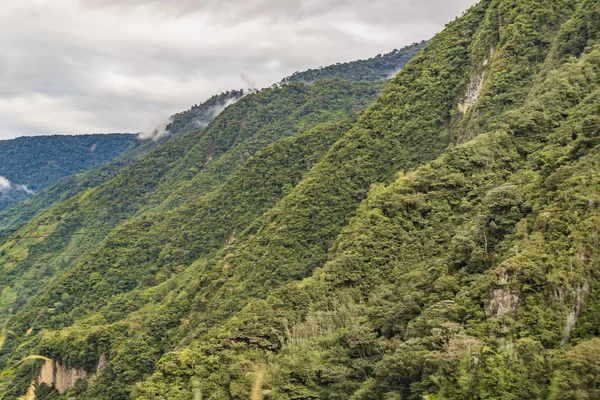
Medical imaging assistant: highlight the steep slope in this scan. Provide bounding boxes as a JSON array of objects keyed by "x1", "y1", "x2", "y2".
[
  {"x1": 11, "y1": 120, "x2": 356, "y2": 399},
  {"x1": 0, "y1": 79, "x2": 382, "y2": 326},
  {"x1": 283, "y1": 41, "x2": 428, "y2": 83},
  {"x1": 0, "y1": 78, "x2": 386, "y2": 398},
  {"x1": 0, "y1": 91, "x2": 245, "y2": 231},
  {"x1": 3, "y1": 1, "x2": 484, "y2": 398},
  {"x1": 0, "y1": 35, "x2": 420, "y2": 232},
  {"x1": 6, "y1": 0, "x2": 598, "y2": 398},
  {"x1": 128, "y1": 1, "x2": 600, "y2": 399},
  {"x1": 0, "y1": 134, "x2": 135, "y2": 212}
]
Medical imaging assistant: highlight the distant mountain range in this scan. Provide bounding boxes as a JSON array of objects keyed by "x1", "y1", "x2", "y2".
[
  {"x1": 0, "y1": 134, "x2": 135, "y2": 212},
  {"x1": 0, "y1": 40, "x2": 426, "y2": 217}
]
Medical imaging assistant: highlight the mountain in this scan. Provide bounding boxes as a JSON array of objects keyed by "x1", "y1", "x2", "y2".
[
  {"x1": 0, "y1": 91, "x2": 248, "y2": 232},
  {"x1": 282, "y1": 41, "x2": 428, "y2": 83},
  {"x1": 0, "y1": 134, "x2": 135, "y2": 213},
  {"x1": 0, "y1": 78, "x2": 386, "y2": 398},
  {"x1": 0, "y1": 43, "x2": 412, "y2": 233},
  {"x1": 3, "y1": 0, "x2": 600, "y2": 398}
]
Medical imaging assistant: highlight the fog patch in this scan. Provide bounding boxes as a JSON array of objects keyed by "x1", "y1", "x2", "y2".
[
  {"x1": 0, "y1": 176, "x2": 11, "y2": 192},
  {"x1": 138, "y1": 116, "x2": 174, "y2": 141},
  {"x1": 0, "y1": 177, "x2": 36, "y2": 195},
  {"x1": 16, "y1": 184, "x2": 35, "y2": 195},
  {"x1": 194, "y1": 96, "x2": 240, "y2": 128}
]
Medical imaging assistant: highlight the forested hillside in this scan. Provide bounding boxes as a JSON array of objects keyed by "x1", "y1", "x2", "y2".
[
  {"x1": 0, "y1": 134, "x2": 135, "y2": 213},
  {"x1": 282, "y1": 41, "x2": 427, "y2": 83},
  {"x1": 0, "y1": 78, "x2": 385, "y2": 399},
  {"x1": 0, "y1": 91, "x2": 246, "y2": 232},
  {"x1": 0, "y1": 40, "x2": 418, "y2": 233},
  {"x1": 2, "y1": 0, "x2": 600, "y2": 398}
]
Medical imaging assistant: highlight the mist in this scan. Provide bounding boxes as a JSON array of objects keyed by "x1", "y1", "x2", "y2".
[
  {"x1": 0, "y1": 176, "x2": 10, "y2": 192},
  {"x1": 138, "y1": 117, "x2": 175, "y2": 141}
]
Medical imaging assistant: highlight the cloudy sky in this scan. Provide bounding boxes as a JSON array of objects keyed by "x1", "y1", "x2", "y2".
[{"x1": 0, "y1": 0, "x2": 478, "y2": 140}]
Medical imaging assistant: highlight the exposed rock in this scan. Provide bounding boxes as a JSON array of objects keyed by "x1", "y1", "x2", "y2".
[
  {"x1": 206, "y1": 139, "x2": 216, "y2": 165},
  {"x1": 96, "y1": 353, "x2": 107, "y2": 373},
  {"x1": 458, "y1": 45, "x2": 494, "y2": 113},
  {"x1": 563, "y1": 281, "x2": 590, "y2": 342},
  {"x1": 458, "y1": 71, "x2": 485, "y2": 113},
  {"x1": 226, "y1": 229, "x2": 236, "y2": 246},
  {"x1": 486, "y1": 269, "x2": 519, "y2": 317},
  {"x1": 38, "y1": 354, "x2": 107, "y2": 394}
]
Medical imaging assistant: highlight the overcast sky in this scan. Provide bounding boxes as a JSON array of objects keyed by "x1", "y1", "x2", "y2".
[{"x1": 0, "y1": 0, "x2": 478, "y2": 140}]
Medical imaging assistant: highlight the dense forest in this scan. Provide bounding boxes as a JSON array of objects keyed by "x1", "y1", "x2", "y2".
[
  {"x1": 0, "y1": 91, "x2": 249, "y2": 233},
  {"x1": 0, "y1": 51, "x2": 405, "y2": 233},
  {"x1": 282, "y1": 41, "x2": 427, "y2": 83},
  {"x1": 0, "y1": 134, "x2": 135, "y2": 213},
  {"x1": 2, "y1": 0, "x2": 600, "y2": 399},
  {"x1": 0, "y1": 77, "x2": 386, "y2": 398}
]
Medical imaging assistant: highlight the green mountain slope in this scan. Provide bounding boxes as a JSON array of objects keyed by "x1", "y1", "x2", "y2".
[
  {"x1": 0, "y1": 134, "x2": 136, "y2": 213},
  {"x1": 3, "y1": 0, "x2": 477, "y2": 397},
  {"x1": 283, "y1": 41, "x2": 428, "y2": 83},
  {"x1": 0, "y1": 79, "x2": 383, "y2": 324},
  {"x1": 0, "y1": 91, "x2": 246, "y2": 232},
  {"x1": 4, "y1": 0, "x2": 600, "y2": 398},
  {"x1": 130, "y1": 1, "x2": 600, "y2": 399},
  {"x1": 0, "y1": 36, "x2": 420, "y2": 232},
  {"x1": 0, "y1": 77, "x2": 386, "y2": 398}
]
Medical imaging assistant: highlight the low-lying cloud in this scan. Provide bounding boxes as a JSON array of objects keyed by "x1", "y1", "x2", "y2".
[
  {"x1": 200, "y1": 97, "x2": 241, "y2": 124},
  {"x1": 0, "y1": 0, "x2": 478, "y2": 139},
  {"x1": 16, "y1": 184, "x2": 35, "y2": 195},
  {"x1": 0, "y1": 176, "x2": 36, "y2": 195},
  {"x1": 139, "y1": 92, "x2": 243, "y2": 140},
  {"x1": 0, "y1": 176, "x2": 11, "y2": 192},
  {"x1": 138, "y1": 116, "x2": 175, "y2": 141}
]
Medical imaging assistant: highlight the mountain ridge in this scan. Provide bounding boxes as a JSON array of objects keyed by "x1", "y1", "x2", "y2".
[
  {"x1": 3, "y1": 0, "x2": 600, "y2": 398},
  {"x1": 0, "y1": 134, "x2": 136, "y2": 213},
  {"x1": 282, "y1": 41, "x2": 428, "y2": 83}
]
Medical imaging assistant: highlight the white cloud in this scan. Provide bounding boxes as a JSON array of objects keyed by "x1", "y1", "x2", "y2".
[
  {"x1": 0, "y1": 0, "x2": 479, "y2": 139},
  {"x1": 0, "y1": 176, "x2": 11, "y2": 191},
  {"x1": 16, "y1": 184, "x2": 35, "y2": 195},
  {"x1": 138, "y1": 116, "x2": 174, "y2": 141},
  {"x1": 0, "y1": 176, "x2": 35, "y2": 194}
]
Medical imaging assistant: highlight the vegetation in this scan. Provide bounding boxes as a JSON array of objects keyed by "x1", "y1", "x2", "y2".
[
  {"x1": 0, "y1": 91, "x2": 247, "y2": 231},
  {"x1": 0, "y1": 134, "x2": 135, "y2": 213},
  {"x1": 0, "y1": 36, "x2": 417, "y2": 232},
  {"x1": 0, "y1": 77, "x2": 385, "y2": 398},
  {"x1": 282, "y1": 42, "x2": 428, "y2": 83},
  {"x1": 2, "y1": 0, "x2": 600, "y2": 398}
]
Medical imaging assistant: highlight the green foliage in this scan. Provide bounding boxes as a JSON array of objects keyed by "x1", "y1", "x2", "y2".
[
  {"x1": 0, "y1": 91, "x2": 245, "y2": 231},
  {"x1": 282, "y1": 41, "x2": 428, "y2": 83},
  {"x1": 0, "y1": 134, "x2": 135, "y2": 213},
  {"x1": 0, "y1": 78, "x2": 384, "y2": 398},
  {"x1": 3, "y1": 0, "x2": 600, "y2": 399},
  {"x1": 549, "y1": 338, "x2": 600, "y2": 399},
  {"x1": 133, "y1": 1, "x2": 600, "y2": 399},
  {"x1": 0, "y1": 79, "x2": 382, "y2": 329}
]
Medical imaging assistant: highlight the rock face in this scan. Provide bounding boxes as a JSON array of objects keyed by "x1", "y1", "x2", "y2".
[
  {"x1": 38, "y1": 354, "x2": 106, "y2": 394},
  {"x1": 486, "y1": 269, "x2": 519, "y2": 317},
  {"x1": 458, "y1": 71, "x2": 485, "y2": 113},
  {"x1": 563, "y1": 281, "x2": 590, "y2": 342},
  {"x1": 458, "y1": 46, "x2": 495, "y2": 113}
]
